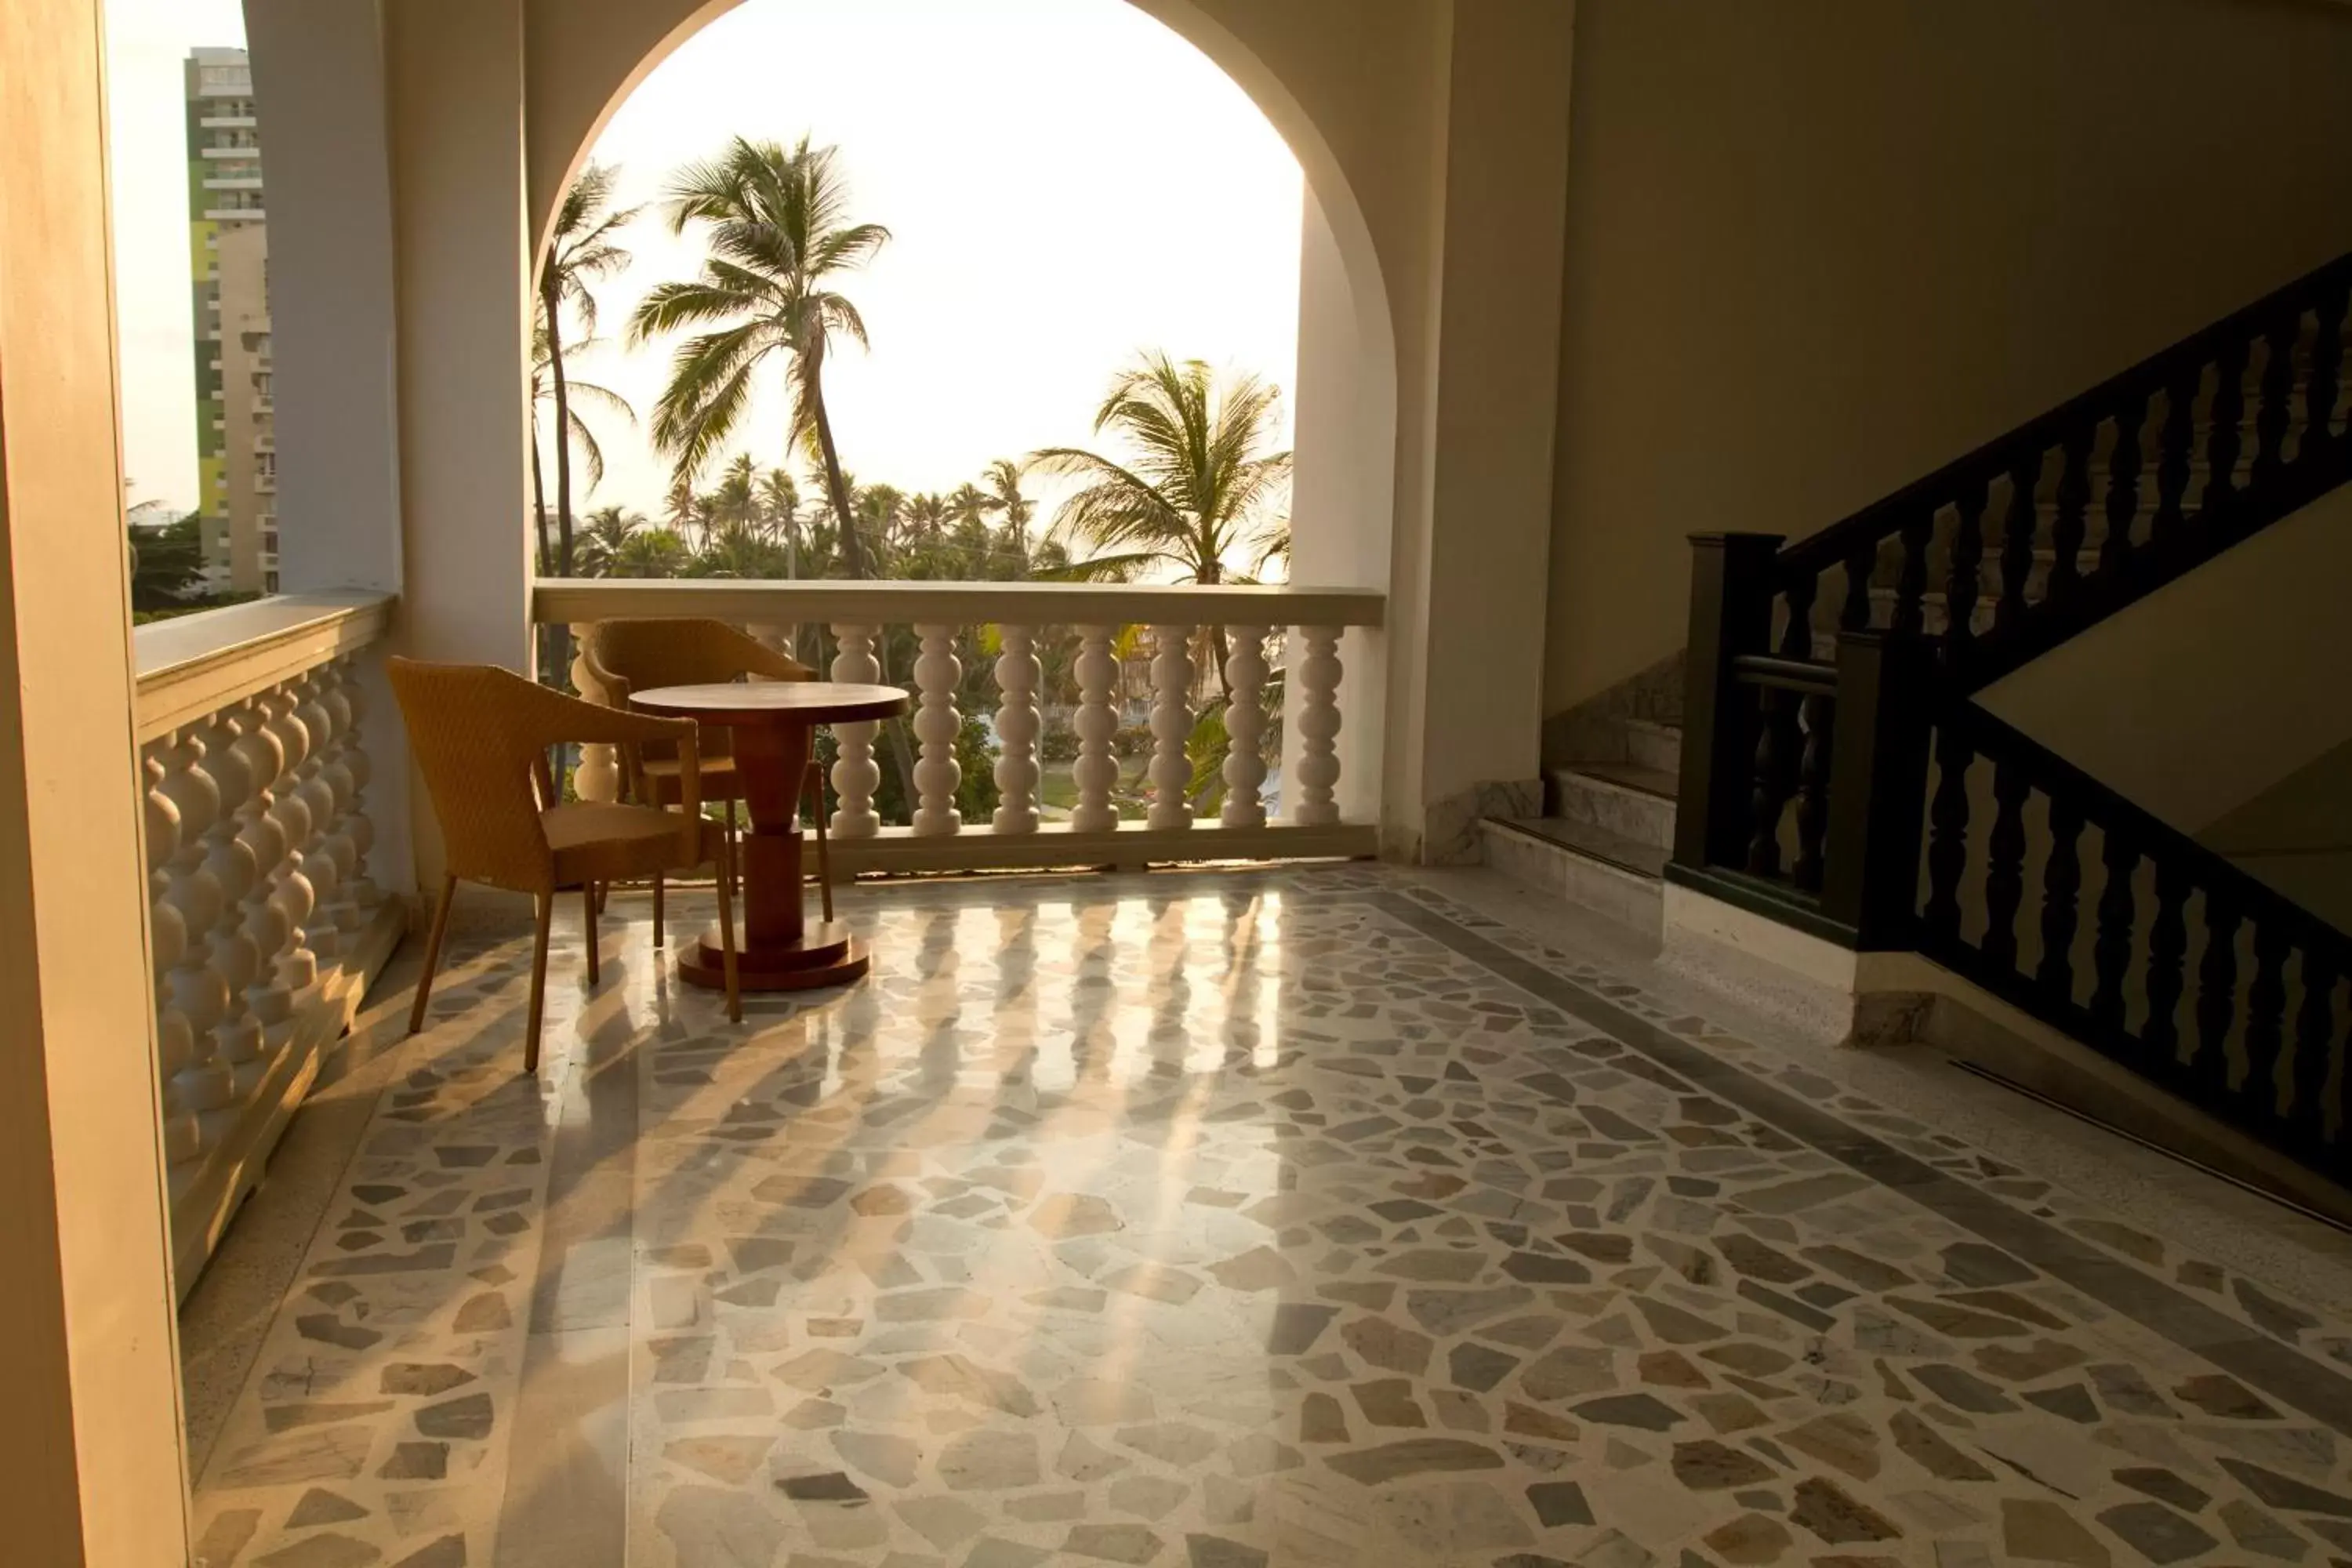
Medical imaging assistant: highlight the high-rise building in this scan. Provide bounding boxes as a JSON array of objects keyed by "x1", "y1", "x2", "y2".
[{"x1": 186, "y1": 46, "x2": 277, "y2": 593}]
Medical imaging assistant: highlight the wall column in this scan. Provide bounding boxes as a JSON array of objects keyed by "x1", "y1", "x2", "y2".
[
  {"x1": 1405, "y1": 0, "x2": 1577, "y2": 859},
  {"x1": 245, "y1": 0, "x2": 416, "y2": 898},
  {"x1": 0, "y1": 0, "x2": 193, "y2": 1559},
  {"x1": 387, "y1": 0, "x2": 533, "y2": 880}
]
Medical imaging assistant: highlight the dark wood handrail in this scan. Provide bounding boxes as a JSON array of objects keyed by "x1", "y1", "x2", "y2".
[
  {"x1": 1773, "y1": 250, "x2": 2352, "y2": 585},
  {"x1": 1936, "y1": 699, "x2": 2352, "y2": 970}
]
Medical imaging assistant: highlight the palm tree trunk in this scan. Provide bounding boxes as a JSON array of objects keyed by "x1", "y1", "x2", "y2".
[
  {"x1": 808, "y1": 385, "x2": 866, "y2": 579},
  {"x1": 542, "y1": 275, "x2": 576, "y2": 577},
  {"x1": 529, "y1": 424, "x2": 552, "y2": 576}
]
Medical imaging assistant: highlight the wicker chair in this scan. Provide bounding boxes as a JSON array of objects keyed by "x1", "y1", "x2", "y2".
[
  {"x1": 579, "y1": 618, "x2": 832, "y2": 943},
  {"x1": 388, "y1": 658, "x2": 742, "y2": 1071}
]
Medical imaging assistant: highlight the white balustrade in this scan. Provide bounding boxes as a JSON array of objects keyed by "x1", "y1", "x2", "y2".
[
  {"x1": 1221, "y1": 626, "x2": 1269, "y2": 828},
  {"x1": 1071, "y1": 625, "x2": 1121, "y2": 833},
  {"x1": 133, "y1": 590, "x2": 398, "y2": 1294},
  {"x1": 531, "y1": 580, "x2": 1385, "y2": 873},
  {"x1": 568, "y1": 620, "x2": 622, "y2": 804},
  {"x1": 911, "y1": 623, "x2": 964, "y2": 834},
  {"x1": 1148, "y1": 624, "x2": 1196, "y2": 830},
  {"x1": 1294, "y1": 626, "x2": 1344, "y2": 826},
  {"x1": 829, "y1": 622, "x2": 883, "y2": 837},
  {"x1": 992, "y1": 625, "x2": 1041, "y2": 834}
]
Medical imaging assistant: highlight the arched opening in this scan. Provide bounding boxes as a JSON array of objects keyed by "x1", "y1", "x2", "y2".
[{"x1": 528, "y1": 0, "x2": 1399, "y2": 822}]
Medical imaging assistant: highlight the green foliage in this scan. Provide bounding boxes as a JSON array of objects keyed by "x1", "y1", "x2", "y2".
[{"x1": 127, "y1": 510, "x2": 205, "y2": 609}]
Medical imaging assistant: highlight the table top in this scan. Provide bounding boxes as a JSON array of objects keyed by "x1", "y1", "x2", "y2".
[{"x1": 632, "y1": 681, "x2": 910, "y2": 726}]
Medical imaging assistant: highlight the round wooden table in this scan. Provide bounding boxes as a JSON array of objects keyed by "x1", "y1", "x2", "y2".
[{"x1": 632, "y1": 681, "x2": 909, "y2": 992}]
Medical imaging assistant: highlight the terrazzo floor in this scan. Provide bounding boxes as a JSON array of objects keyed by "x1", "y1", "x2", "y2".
[{"x1": 183, "y1": 866, "x2": 2352, "y2": 1568}]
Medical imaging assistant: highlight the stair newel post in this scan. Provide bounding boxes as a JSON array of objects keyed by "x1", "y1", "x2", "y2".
[
  {"x1": 1818, "y1": 630, "x2": 1933, "y2": 949},
  {"x1": 1675, "y1": 533, "x2": 1784, "y2": 875}
]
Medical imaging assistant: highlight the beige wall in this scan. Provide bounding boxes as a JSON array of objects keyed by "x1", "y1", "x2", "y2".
[
  {"x1": 0, "y1": 0, "x2": 192, "y2": 1558},
  {"x1": 1546, "y1": 0, "x2": 2352, "y2": 721}
]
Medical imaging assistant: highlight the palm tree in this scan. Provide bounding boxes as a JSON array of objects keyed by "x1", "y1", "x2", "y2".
[
  {"x1": 610, "y1": 527, "x2": 691, "y2": 579},
  {"x1": 710, "y1": 452, "x2": 760, "y2": 532},
  {"x1": 1031, "y1": 354, "x2": 1291, "y2": 586},
  {"x1": 902, "y1": 491, "x2": 950, "y2": 548},
  {"x1": 628, "y1": 135, "x2": 889, "y2": 577},
  {"x1": 538, "y1": 163, "x2": 639, "y2": 576},
  {"x1": 531, "y1": 324, "x2": 635, "y2": 574},
  {"x1": 575, "y1": 506, "x2": 642, "y2": 578},
  {"x1": 982, "y1": 457, "x2": 1035, "y2": 575}
]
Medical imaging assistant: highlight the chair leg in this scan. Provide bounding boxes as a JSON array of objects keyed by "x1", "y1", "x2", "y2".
[
  {"x1": 807, "y1": 759, "x2": 835, "y2": 925},
  {"x1": 524, "y1": 889, "x2": 554, "y2": 1074},
  {"x1": 407, "y1": 874, "x2": 459, "y2": 1036},
  {"x1": 723, "y1": 810, "x2": 739, "y2": 904},
  {"x1": 714, "y1": 835, "x2": 743, "y2": 1025},
  {"x1": 582, "y1": 882, "x2": 600, "y2": 986},
  {"x1": 652, "y1": 871, "x2": 665, "y2": 948}
]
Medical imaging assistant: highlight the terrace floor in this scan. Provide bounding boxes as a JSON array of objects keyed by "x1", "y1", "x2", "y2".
[{"x1": 180, "y1": 865, "x2": 2352, "y2": 1568}]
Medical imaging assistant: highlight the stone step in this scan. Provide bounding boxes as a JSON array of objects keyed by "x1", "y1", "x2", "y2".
[
  {"x1": 1622, "y1": 717, "x2": 1683, "y2": 776},
  {"x1": 1549, "y1": 761, "x2": 1678, "y2": 851},
  {"x1": 1479, "y1": 817, "x2": 1666, "y2": 931}
]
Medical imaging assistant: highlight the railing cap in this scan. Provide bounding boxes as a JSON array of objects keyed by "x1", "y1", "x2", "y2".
[
  {"x1": 135, "y1": 588, "x2": 394, "y2": 742},
  {"x1": 531, "y1": 577, "x2": 1387, "y2": 630}
]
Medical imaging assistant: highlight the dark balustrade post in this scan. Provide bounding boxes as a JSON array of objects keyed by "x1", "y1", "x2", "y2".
[
  {"x1": 2205, "y1": 338, "x2": 2249, "y2": 511},
  {"x1": 1994, "y1": 454, "x2": 2042, "y2": 634},
  {"x1": 2100, "y1": 395, "x2": 2146, "y2": 577},
  {"x1": 2289, "y1": 951, "x2": 2338, "y2": 1154},
  {"x1": 2194, "y1": 897, "x2": 2243, "y2": 1098},
  {"x1": 1944, "y1": 479, "x2": 1987, "y2": 667},
  {"x1": 1677, "y1": 533, "x2": 1785, "y2": 874},
  {"x1": 2252, "y1": 312, "x2": 2302, "y2": 487},
  {"x1": 1820, "y1": 630, "x2": 1933, "y2": 949},
  {"x1": 1980, "y1": 759, "x2": 2031, "y2": 971},
  {"x1": 2089, "y1": 828, "x2": 2140, "y2": 1033},
  {"x1": 2143, "y1": 858, "x2": 2192, "y2": 1076},
  {"x1": 2308, "y1": 281, "x2": 2347, "y2": 462},
  {"x1": 2049, "y1": 426, "x2": 2094, "y2": 605},
  {"x1": 2151, "y1": 368, "x2": 2198, "y2": 546}
]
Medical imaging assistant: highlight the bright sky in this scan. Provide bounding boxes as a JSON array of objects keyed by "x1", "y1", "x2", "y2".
[{"x1": 104, "y1": 0, "x2": 1305, "y2": 526}]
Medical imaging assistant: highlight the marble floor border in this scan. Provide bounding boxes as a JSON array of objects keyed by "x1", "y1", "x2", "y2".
[{"x1": 1375, "y1": 888, "x2": 2352, "y2": 1439}]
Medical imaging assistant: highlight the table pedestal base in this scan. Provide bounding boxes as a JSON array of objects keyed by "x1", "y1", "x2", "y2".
[{"x1": 677, "y1": 920, "x2": 869, "y2": 993}]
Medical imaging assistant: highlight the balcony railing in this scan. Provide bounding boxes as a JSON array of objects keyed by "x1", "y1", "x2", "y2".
[
  {"x1": 534, "y1": 579, "x2": 1387, "y2": 872},
  {"x1": 138, "y1": 590, "x2": 401, "y2": 1294}
]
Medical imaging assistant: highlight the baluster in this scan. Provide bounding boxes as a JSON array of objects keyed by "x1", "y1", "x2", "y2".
[
  {"x1": 2049, "y1": 426, "x2": 2093, "y2": 604},
  {"x1": 204, "y1": 706, "x2": 266, "y2": 1076},
  {"x1": 289, "y1": 670, "x2": 342, "y2": 964},
  {"x1": 2142, "y1": 858, "x2": 2192, "y2": 1073},
  {"x1": 1840, "y1": 543, "x2": 1875, "y2": 632},
  {"x1": 1221, "y1": 626, "x2": 1270, "y2": 829},
  {"x1": 991, "y1": 625, "x2": 1041, "y2": 834},
  {"x1": 1146, "y1": 624, "x2": 1196, "y2": 830},
  {"x1": 2088, "y1": 827, "x2": 2140, "y2": 1033},
  {"x1": 2290, "y1": 950, "x2": 2338, "y2": 1151},
  {"x1": 1889, "y1": 510, "x2": 1933, "y2": 637},
  {"x1": 1293, "y1": 626, "x2": 1343, "y2": 826},
  {"x1": 2099, "y1": 394, "x2": 2146, "y2": 577},
  {"x1": 1070, "y1": 626, "x2": 1121, "y2": 833},
  {"x1": 1922, "y1": 723, "x2": 1975, "y2": 941},
  {"x1": 255, "y1": 685, "x2": 318, "y2": 1040},
  {"x1": 2245, "y1": 924, "x2": 2290, "y2": 1119},
  {"x1": 829, "y1": 622, "x2": 883, "y2": 837},
  {"x1": 2150, "y1": 368, "x2": 2200, "y2": 545},
  {"x1": 567, "y1": 622, "x2": 621, "y2": 804},
  {"x1": 308, "y1": 664, "x2": 359, "y2": 946},
  {"x1": 2037, "y1": 796, "x2": 2086, "y2": 1003},
  {"x1": 748, "y1": 622, "x2": 798, "y2": 671},
  {"x1": 1777, "y1": 575, "x2": 1817, "y2": 661},
  {"x1": 910, "y1": 624, "x2": 963, "y2": 835},
  {"x1": 1980, "y1": 760, "x2": 2031, "y2": 970},
  {"x1": 1944, "y1": 479, "x2": 1987, "y2": 662},
  {"x1": 1995, "y1": 453, "x2": 2041, "y2": 633},
  {"x1": 146, "y1": 744, "x2": 201, "y2": 1166},
  {"x1": 336, "y1": 660, "x2": 383, "y2": 915},
  {"x1": 2204, "y1": 337, "x2": 2250, "y2": 510},
  {"x1": 2307, "y1": 280, "x2": 2348, "y2": 456},
  {"x1": 2252, "y1": 311, "x2": 2302, "y2": 486},
  {"x1": 1790, "y1": 692, "x2": 1833, "y2": 894},
  {"x1": 1745, "y1": 688, "x2": 1801, "y2": 879},
  {"x1": 2194, "y1": 896, "x2": 2243, "y2": 1098}
]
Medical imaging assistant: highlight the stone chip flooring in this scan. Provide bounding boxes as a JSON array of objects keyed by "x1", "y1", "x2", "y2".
[{"x1": 185, "y1": 866, "x2": 2352, "y2": 1566}]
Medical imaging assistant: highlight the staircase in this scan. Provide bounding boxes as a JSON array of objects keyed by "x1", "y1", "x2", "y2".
[{"x1": 1493, "y1": 252, "x2": 2352, "y2": 938}]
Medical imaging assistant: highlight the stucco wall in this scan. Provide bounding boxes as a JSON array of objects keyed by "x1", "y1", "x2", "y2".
[{"x1": 1545, "y1": 0, "x2": 2352, "y2": 721}]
